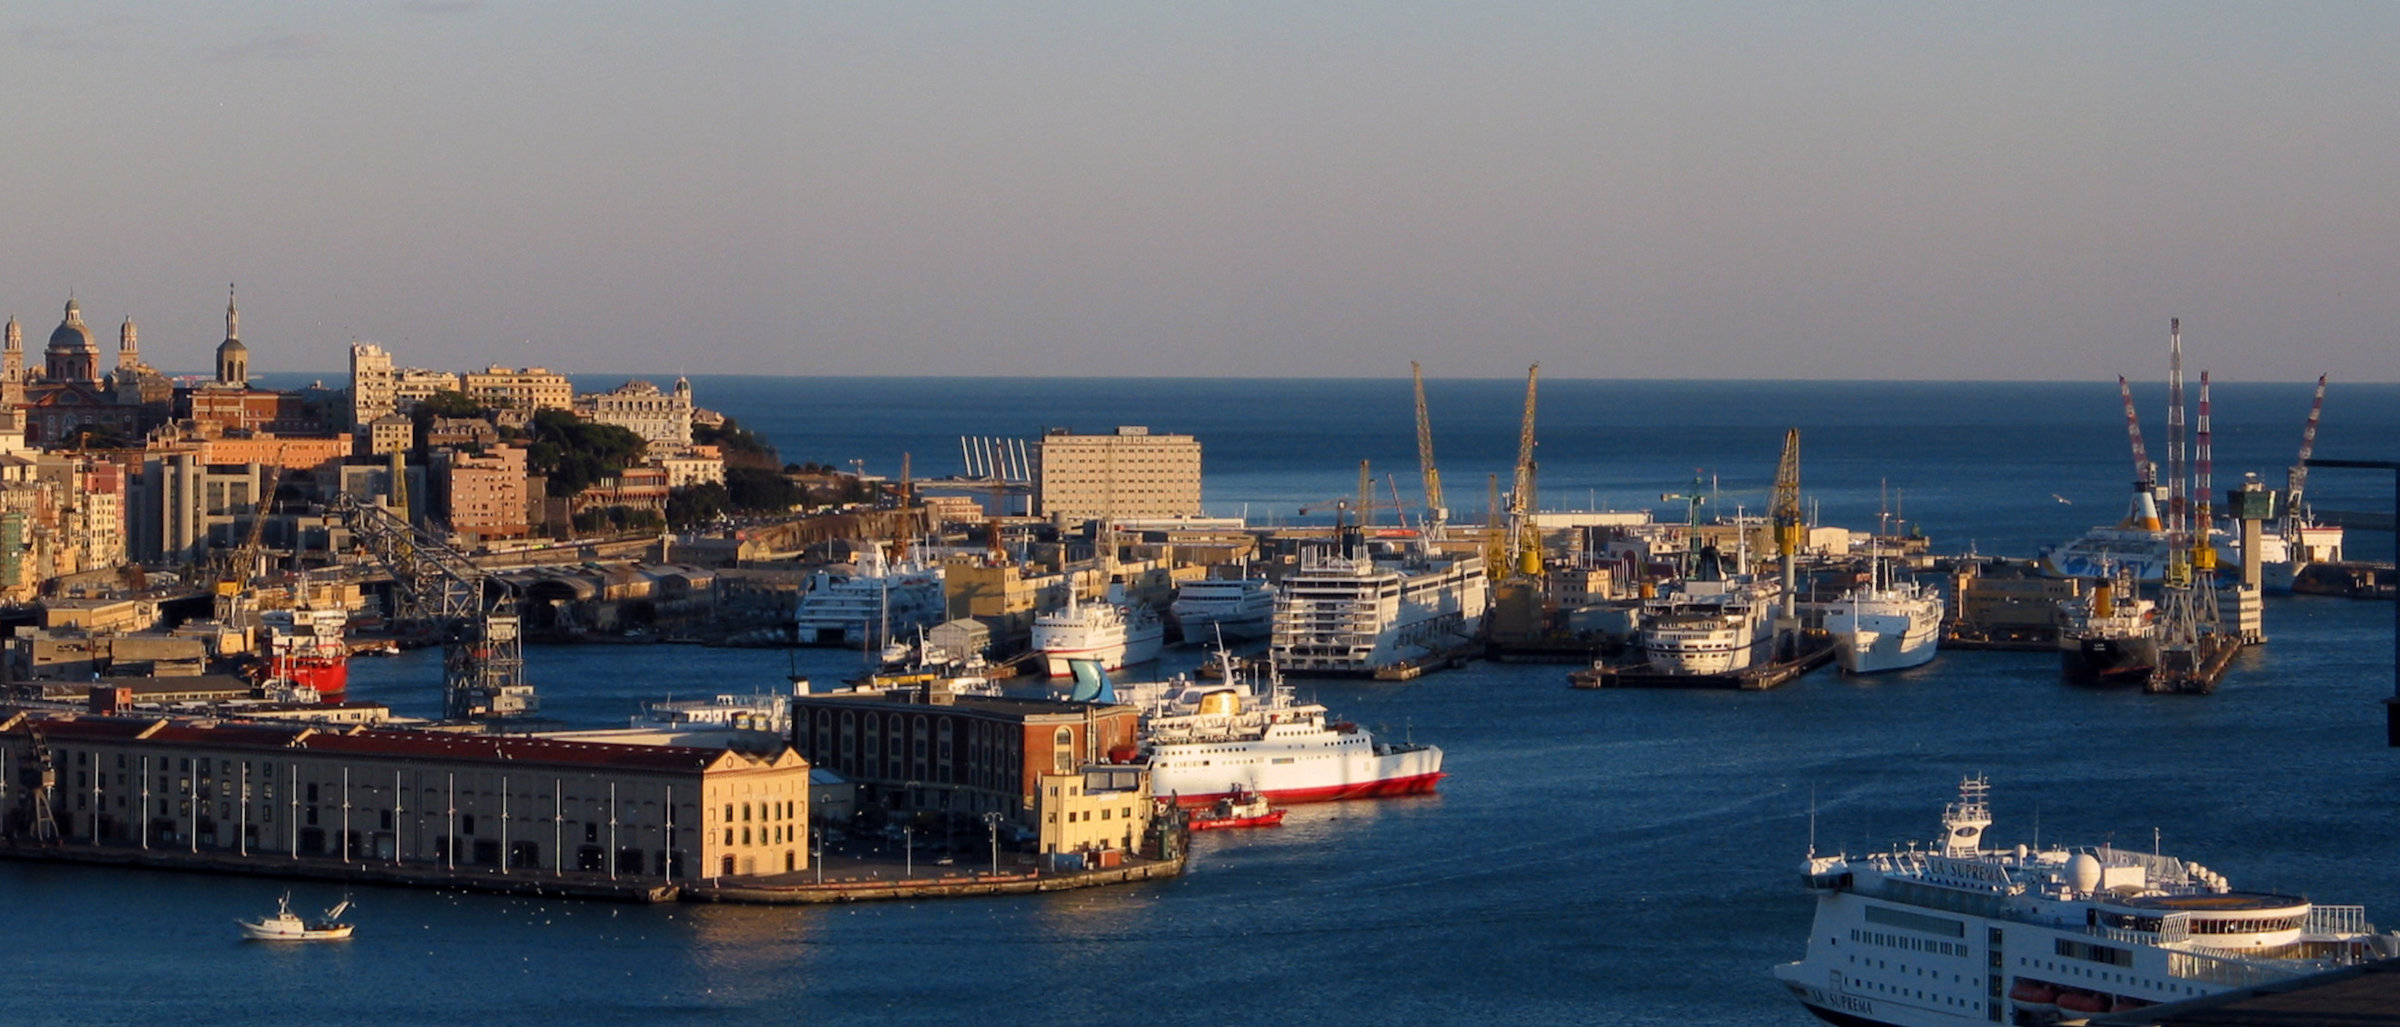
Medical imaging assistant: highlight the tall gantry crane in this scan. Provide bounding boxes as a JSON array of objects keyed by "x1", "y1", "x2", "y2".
[
  {"x1": 214, "y1": 450, "x2": 290, "y2": 626},
  {"x1": 1771, "y1": 428, "x2": 1802, "y2": 620},
  {"x1": 1503, "y1": 364, "x2": 1541, "y2": 578},
  {"x1": 2117, "y1": 376, "x2": 2163, "y2": 532},
  {"x1": 1411, "y1": 362, "x2": 1447, "y2": 542},
  {"x1": 2283, "y1": 375, "x2": 2328, "y2": 540},
  {"x1": 334, "y1": 492, "x2": 536, "y2": 721}
]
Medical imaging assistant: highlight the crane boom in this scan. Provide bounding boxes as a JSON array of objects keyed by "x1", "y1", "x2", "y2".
[
  {"x1": 1772, "y1": 429, "x2": 1802, "y2": 620},
  {"x1": 1411, "y1": 361, "x2": 1446, "y2": 538},
  {"x1": 2167, "y1": 318, "x2": 2187, "y2": 535}
]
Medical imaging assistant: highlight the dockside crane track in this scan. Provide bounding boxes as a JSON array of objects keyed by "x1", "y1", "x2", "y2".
[{"x1": 332, "y1": 493, "x2": 536, "y2": 722}]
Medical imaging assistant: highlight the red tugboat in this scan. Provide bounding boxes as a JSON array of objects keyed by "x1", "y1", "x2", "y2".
[
  {"x1": 1186, "y1": 787, "x2": 1286, "y2": 830},
  {"x1": 259, "y1": 605, "x2": 350, "y2": 701}
]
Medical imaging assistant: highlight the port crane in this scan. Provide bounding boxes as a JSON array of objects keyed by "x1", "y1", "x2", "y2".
[
  {"x1": 2282, "y1": 375, "x2": 2328, "y2": 541},
  {"x1": 213, "y1": 450, "x2": 290, "y2": 626},
  {"x1": 1770, "y1": 428, "x2": 1802, "y2": 621},
  {"x1": 1410, "y1": 362, "x2": 1447, "y2": 542},
  {"x1": 332, "y1": 492, "x2": 536, "y2": 721},
  {"x1": 1502, "y1": 364, "x2": 1541, "y2": 579},
  {"x1": 2116, "y1": 376, "x2": 2164, "y2": 532}
]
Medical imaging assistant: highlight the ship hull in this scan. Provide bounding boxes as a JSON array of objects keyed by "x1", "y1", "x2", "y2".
[
  {"x1": 2062, "y1": 634, "x2": 2159, "y2": 685},
  {"x1": 1828, "y1": 598, "x2": 1941, "y2": 675},
  {"x1": 281, "y1": 659, "x2": 349, "y2": 700},
  {"x1": 1164, "y1": 770, "x2": 1445, "y2": 808}
]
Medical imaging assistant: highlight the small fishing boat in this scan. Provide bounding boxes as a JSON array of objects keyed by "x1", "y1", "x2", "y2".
[
  {"x1": 1186, "y1": 788, "x2": 1287, "y2": 830},
  {"x1": 238, "y1": 894, "x2": 355, "y2": 941}
]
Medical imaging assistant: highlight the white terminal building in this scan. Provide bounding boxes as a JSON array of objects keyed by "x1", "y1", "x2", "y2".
[{"x1": 1034, "y1": 426, "x2": 1202, "y2": 525}]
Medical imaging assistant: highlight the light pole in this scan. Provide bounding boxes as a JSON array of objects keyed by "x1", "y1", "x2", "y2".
[
  {"x1": 902, "y1": 825, "x2": 914, "y2": 879},
  {"x1": 812, "y1": 823, "x2": 824, "y2": 884},
  {"x1": 982, "y1": 811, "x2": 1003, "y2": 876}
]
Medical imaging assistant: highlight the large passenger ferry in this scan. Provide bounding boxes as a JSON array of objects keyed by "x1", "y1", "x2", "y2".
[
  {"x1": 1774, "y1": 777, "x2": 2394, "y2": 1027},
  {"x1": 1031, "y1": 585, "x2": 1164, "y2": 677},
  {"x1": 791, "y1": 547, "x2": 947, "y2": 648},
  {"x1": 1268, "y1": 530, "x2": 1488, "y2": 675},
  {"x1": 1131, "y1": 656, "x2": 1443, "y2": 805},
  {"x1": 1636, "y1": 546, "x2": 1781, "y2": 675},
  {"x1": 1169, "y1": 574, "x2": 1276, "y2": 642}
]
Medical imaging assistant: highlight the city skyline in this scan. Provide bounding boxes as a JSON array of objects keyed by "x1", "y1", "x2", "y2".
[{"x1": 6, "y1": 2, "x2": 2398, "y2": 382}]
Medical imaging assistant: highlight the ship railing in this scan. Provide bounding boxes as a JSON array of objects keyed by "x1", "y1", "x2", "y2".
[{"x1": 2307, "y1": 905, "x2": 2368, "y2": 937}]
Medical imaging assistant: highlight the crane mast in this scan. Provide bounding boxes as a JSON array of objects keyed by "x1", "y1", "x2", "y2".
[
  {"x1": 2166, "y1": 318, "x2": 2188, "y2": 537},
  {"x1": 1411, "y1": 362, "x2": 1446, "y2": 540}
]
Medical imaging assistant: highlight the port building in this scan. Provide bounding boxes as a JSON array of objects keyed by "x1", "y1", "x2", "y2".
[
  {"x1": 1034, "y1": 426, "x2": 1201, "y2": 524},
  {"x1": 788, "y1": 689, "x2": 1139, "y2": 827},
  {"x1": 0, "y1": 710, "x2": 811, "y2": 881}
]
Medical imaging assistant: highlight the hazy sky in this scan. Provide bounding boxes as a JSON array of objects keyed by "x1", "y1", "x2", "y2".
[{"x1": 5, "y1": 2, "x2": 2396, "y2": 381}]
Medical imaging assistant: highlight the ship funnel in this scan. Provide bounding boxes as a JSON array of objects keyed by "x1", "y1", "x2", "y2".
[
  {"x1": 1197, "y1": 689, "x2": 1242, "y2": 716},
  {"x1": 1066, "y1": 660, "x2": 1117, "y2": 704},
  {"x1": 2093, "y1": 578, "x2": 2115, "y2": 619}
]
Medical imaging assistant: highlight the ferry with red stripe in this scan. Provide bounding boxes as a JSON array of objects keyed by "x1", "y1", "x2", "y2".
[{"x1": 1129, "y1": 656, "x2": 1443, "y2": 807}]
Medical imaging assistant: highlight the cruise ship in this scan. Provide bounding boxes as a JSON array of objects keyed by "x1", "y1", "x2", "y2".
[
  {"x1": 1130, "y1": 657, "x2": 1444, "y2": 805},
  {"x1": 1637, "y1": 546, "x2": 1781, "y2": 675},
  {"x1": 791, "y1": 547, "x2": 947, "y2": 648},
  {"x1": 1268, "y1": 531, "x2": 1488, "y2": 675},
  {"x1": 1775, "y1": 777, "x2": 2394, "y2": 1027},
  {"x1": 1030, "y1": 585, "x2": 1164, "y2": 677},
  {"x1": 1826, "y1": 560, "x2": 1943, "y2": 675},
  {"x1": 1169, "y1": 575, "x2": 1276, "y2": 642}
]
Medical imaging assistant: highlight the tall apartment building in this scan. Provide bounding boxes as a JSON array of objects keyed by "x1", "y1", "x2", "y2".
[
  {"x1": 440, "y1": 444, "x2": 531, "y2": 541},
  {"x1": 462, "y1": 366, "x2": 573, "y2": 414},
  {"x1": 1033, "y1": 426, "x2": 1202, "y2": 523},
  {"x1": 349, "y1": 343, "x2": 395, "y2": 428},
  {"x1": 576, "y1": 379, "x2": 693, "y2": 447}
]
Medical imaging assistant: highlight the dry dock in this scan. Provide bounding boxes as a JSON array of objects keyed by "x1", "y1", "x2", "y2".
[{"x1": 1570, "y1": 641, "x2": 1835, "y2": 691}]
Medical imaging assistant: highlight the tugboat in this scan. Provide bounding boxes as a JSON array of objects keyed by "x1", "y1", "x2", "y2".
[
  {"x1": 238, "y1": 894, "x2": 354, "y2": 941},
  {"x1": 1186, "y1": 787, "x2": 1286, "y2": 830}
]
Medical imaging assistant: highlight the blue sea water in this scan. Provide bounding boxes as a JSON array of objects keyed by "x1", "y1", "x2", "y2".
[{"x1": 6, "y1": 379, "x2": 2398, "y2": 1026}]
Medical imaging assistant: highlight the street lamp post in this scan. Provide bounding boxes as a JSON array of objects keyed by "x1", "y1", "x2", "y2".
[
  {"x1": 982, "y1": 811, "x2": 1003, "y2": 875},
  {"x1": 902, "y1": 825, "x2": 914, "y2": 879}
]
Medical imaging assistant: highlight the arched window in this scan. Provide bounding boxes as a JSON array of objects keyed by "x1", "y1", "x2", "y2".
[{"x1": 1053, "y1": 727, "x2": 1074, "y2": 774}]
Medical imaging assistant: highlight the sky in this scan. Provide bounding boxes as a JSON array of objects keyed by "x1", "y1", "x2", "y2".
[{"x1": 4, "y1": 2, "x2": 2397, "y2": 382}]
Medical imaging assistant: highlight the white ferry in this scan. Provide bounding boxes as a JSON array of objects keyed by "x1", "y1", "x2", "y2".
[
  {"x1": 1031, "y1": 585, "x2": 1164, "y2": 677},
  {"x1": 1637, "y1": 547, "x2": 1781, "y2": 675},
  {"x1": 1268, "y1": 532, "x2": 1488, "y2": 675},
  {"x1": 1774, "y1": 777, "x2": 2394, "y2": 1027},
  {"x1": 1170, "y1": 575, "x2": 1276, "y2": 642},
  {"x1": 1132, "y1": 656, "x2": 1443, "y2": 805},
  {"x1": 1826, "y1": 561, "x2": 1943, "y2": 675},
  {"x1": 792, "y1": 547, "x2": 947, "y2": 648}
]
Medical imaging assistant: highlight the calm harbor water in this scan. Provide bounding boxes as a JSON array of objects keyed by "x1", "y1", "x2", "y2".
[{"x1": 6, "y1": 379, "x2": 2398, "y2": 1025}]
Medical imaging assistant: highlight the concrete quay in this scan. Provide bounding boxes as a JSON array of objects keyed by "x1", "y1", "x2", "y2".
[{"x1": 3, "y1": 840, "x2": 1185, "y2": 907}]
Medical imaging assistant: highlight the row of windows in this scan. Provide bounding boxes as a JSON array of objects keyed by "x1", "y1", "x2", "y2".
[
  {"x1": 2017, "y1": 956, "x2": 2206, "y2": 999},
  {"x1": 1850, "y1": 929, "x2": 1968, "y2": 958}
]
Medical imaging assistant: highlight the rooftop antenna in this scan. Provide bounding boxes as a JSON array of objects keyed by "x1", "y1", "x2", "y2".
[{"x1": 1807, "y1": 785, "x2": 1818, "y2": 859}]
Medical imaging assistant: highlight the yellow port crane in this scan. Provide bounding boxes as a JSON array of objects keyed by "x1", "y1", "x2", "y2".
[
  {"x1": 214, "y1": 449, "x2": 289, "y2": 626},
  {"x1": 1503, "y1": 363, "x2": 1542, "y2": 578},
  {"x1": 1411, "y1": 362, "x2": 1446, "y2": 541},
  {"x1": 1771, "y1": 428, "x2": 1802, "y2": 620}
]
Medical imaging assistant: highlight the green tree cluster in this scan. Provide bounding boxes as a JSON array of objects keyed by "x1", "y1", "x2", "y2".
[
  {"x1": 525, "y1": 409, "x2": 647, "y2": 496},
  {"x1": 695, "y1": 417, "x2": 781, "y2": 470}
]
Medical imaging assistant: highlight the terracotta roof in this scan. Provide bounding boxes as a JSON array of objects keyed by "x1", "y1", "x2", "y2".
[{"x1": 9, "y1": 711, "x2": 800, "y2": 774}]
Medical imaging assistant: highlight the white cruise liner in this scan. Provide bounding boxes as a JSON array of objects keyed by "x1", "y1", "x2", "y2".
[
  {"x1": 1131, "y1": 657, "x2": 1443, "y2": 806},
  {"x1": 792, "y1": 547, "x2": 946, "y2": 648},
  {"x1": 1269, "y1": 533, "x2": 1488, "y2": 675},
  {"x1": 1826, "y1": 561, "x2": 1943, "y2": 675},
  {"x1": 1637, "y1": 548, "x2": 1781, "y2": 675},
  {"x1": 1774, "y1": 777, "x2": 2394, "y2": 1027},
  {"x1": 1170, "y1": 575, "x2": 1276, "y2": 642},
  {"x1": 1031, "y1": 586, "x2": 1164, "y2": 677}
]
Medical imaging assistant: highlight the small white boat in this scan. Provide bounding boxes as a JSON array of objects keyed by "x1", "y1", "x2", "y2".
[{"x1": 239, "y1": 894, "x2": 355, "y2": 941}]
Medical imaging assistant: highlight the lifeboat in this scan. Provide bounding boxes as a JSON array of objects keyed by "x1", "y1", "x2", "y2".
[
  {"x1": 2008, "y1": 978, "x2": 2060, "y2": 1012},
  {"x1": 2057, "y1": 989, "x2": 2112, "y2": 1017}
]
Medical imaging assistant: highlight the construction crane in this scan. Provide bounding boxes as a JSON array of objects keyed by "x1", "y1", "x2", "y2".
[
  {"x1": 1358, "y1": 459, "x2": 1373, "y2": 531},
  {"x1": 1771, "y1": 428, "x2": 1802, "y2": 620},
  {"x1": 1503, "y1": 364, "x2": 1541, "y2": 578},
  {"x1": 333, "y1": 492, "x2": 536, "y2": 721},
  {"x1": 2166, "y1": 318, "x2": 2188, "y2": 536},
  {"x1": 1411, "y1": 362, "x2": 1447, "y2": 541},
  {"x1": 214, "y1": 452, "x2": 289, "y2": 626},
  {"x1": 1484, "y1": 473, "x2": 1506, "y2": 571}
]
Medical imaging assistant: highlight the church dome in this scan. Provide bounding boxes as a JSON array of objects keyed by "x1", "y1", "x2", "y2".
[
  {"x1": 218, "y1": 336, "x2": 248, "y2": 354},
  {"x1": 48, "y1": 298, "x2": 97, "y2": 352}
]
